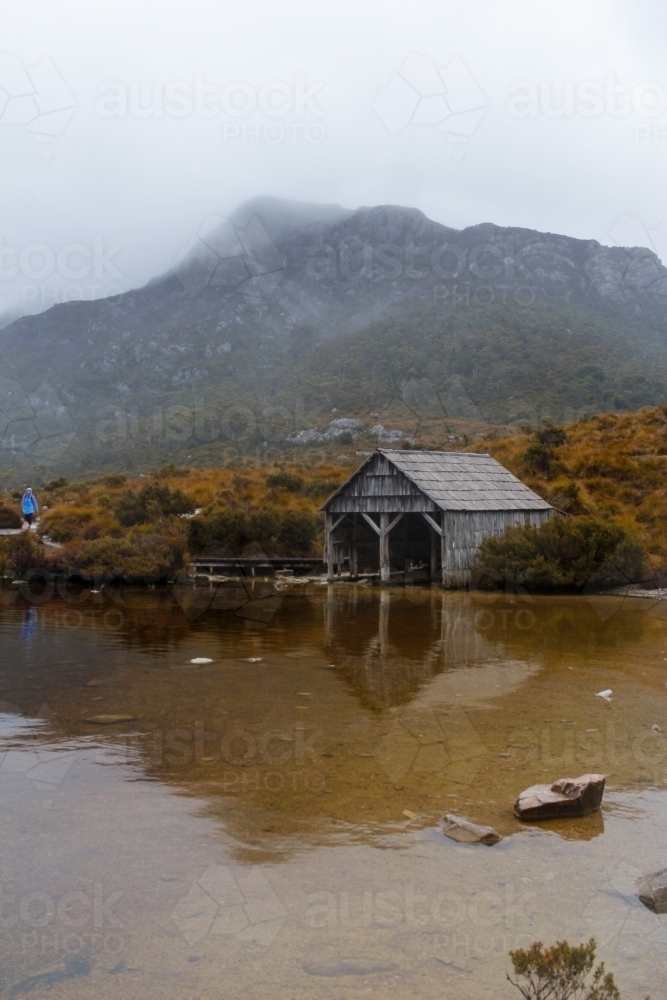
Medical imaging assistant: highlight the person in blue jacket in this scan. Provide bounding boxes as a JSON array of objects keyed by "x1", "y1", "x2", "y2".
[{"x1": 21, "y1": 487, "x2": 39, "y2": 527}]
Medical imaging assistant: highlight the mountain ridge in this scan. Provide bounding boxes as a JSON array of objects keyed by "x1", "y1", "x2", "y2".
[{"x1": 1, "y1": 196, "x2": 667, "y2": 476}]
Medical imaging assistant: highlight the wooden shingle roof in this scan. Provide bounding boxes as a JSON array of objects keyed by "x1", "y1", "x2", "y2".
[
  {"x1": 325, "y1": 449, "x2": 552, "y2": 513},
  {"x1": 381, "y1": 450, "x2": 551, "y2": 511}
]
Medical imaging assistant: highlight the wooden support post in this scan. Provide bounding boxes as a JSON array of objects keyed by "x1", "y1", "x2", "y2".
[
  {"x1": 351, "y1": 545, "x2": 358, "y2": 580},
  {"x1": 380, "y1": 513, "x2": 390, "y2": 583},
  {"x1": 430, "y1": 528, "x2": 438, "y2": 581},
  {"x1": 325, "y1": 512, "x2": 334, "y2": 581},
  {"x1": 326, "y1": 513, "x2": 346, "y2": 581},
  {"x1": 440, "y1": 521, "x2": 447, "y2": 587}
]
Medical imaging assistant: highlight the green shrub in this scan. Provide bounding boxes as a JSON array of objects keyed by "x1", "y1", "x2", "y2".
[
  {"x1": 304, "y1": 478, "x2": 342, "y2": 498},
  {"x1": 156, "y1": 464, "x2": 191, "y2": 479},
  {"x1": 0, "y1": 534, "x2": 52, "y2": 577},
  {"x1": 114, "y1": 484, "x2": 194, "y2": 526},
  {"x1": 524, "y1": 441, "x2": 553, "y2": 473},
  {"x1": 266, "y1": 470, "x2": 304, "y2": 492},
  {"x1": 508, "y1": 938, "x2": 620, "y2": 1000},
  {"x1": 276, "y1": 510, "x2": 318, "y2": 553},
  {"x1": 474, "y1": 515, "x2": 643, "y2": 590},
  {"x1": 60, "y1": 533, "x2": 185, "y2": 582},
  {"x1": 188, "y1": 508, "x2": 319, "y2": 556},
  {"x1": 0, "y1": 505, "x2": 21, "y2": 529},
  {"x1": 38, "y1": 506, "x2": 95, "y2": 543},
  {"x1": 42, "y1": 476, "x2": 69, "y2": 491},
  {"x1": 523, "y1": 425, "x2": 567, "y2": 475},
  {"x1": 188, "y1": 510, "x2": 257, "y2": 554},
  {"x1": 102, "y1": 473, "x2": 127, "y2": 487}
]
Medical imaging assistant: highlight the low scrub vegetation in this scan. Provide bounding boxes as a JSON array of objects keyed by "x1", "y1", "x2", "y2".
[
  {"x1": 475, "y1": 515, "x2": 643, "y2": 590},
  {"x1": 507, "y1": 938, "x2": 621, "y2": 1000},
  {"x1": 479, "y1": 405, "x2": 667, "y2": 581},
  {"x1": 0, "y1": 462, "x2": 346, "y2": 583},
  {"x1": 0, "y1": 504, "x2": 22, "y2": 529},
  {"x1": 58, "y1": 533, "x2": 186, "y2": 583},
  {"x1": 114, "y1": 484, "x2": 195, "y2": 526},
  {"x1": 188, "y1": 508, "x2": 319, "y2": 556},
  {"x1": 4, "y1": 401, "x2": 667, "y2": 587}
]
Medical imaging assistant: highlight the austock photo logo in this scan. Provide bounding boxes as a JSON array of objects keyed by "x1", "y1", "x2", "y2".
[
  {"x1": 0, "y1": 52, "x2": 76, "y2": 159},
  {"x1": 506, "y1": 74, "x2": 667, "y2": 144},
  {"x1": 373, "y1": 52, "x2": 488, "y2": 159},
  {"x1": 171, "y1": 865, "x2": 287, "y2": 948},
  {"x1": 0, "y1": 233, "x2": 125, "y2": 311},
  {"x1": 0, "y1": 880, "x2": 124, "y2": 962},
  {"x1": 374, "y1": 704, "x2": 488, "y2": 785},
  {"x1": 171, "y1": 215, "x2": 286, "y2": 300},
  {"x1": 95, "y1": 73, "x2": 326, "y2": 146}
]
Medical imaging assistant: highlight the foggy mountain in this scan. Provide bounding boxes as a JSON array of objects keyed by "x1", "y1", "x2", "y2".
[{"x1": 2, "y1": 195, "x2": 667, "y2": 474}]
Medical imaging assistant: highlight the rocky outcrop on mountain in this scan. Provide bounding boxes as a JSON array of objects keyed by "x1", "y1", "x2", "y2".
[{"x1": 4, "y1": 195, "x2": 667, "y2": 361}]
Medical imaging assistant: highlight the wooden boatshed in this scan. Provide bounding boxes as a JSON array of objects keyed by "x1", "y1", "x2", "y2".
[{"x1": 322, "y1": 449, "x2": 553, "y2": 586}]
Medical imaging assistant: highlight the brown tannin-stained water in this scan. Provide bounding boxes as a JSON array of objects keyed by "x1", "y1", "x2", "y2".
[{"x1": 2, "y1": 582, "x2": 667, "y2": 999}]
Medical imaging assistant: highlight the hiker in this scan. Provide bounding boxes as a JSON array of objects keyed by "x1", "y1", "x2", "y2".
[{"x1": 21, "y1": 487, "x2": 39, "y2": 528}]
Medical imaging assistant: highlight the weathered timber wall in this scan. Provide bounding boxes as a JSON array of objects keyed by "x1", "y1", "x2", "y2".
[{"x1": 442, "y1": 508, "x2": 553, "y2": 587}]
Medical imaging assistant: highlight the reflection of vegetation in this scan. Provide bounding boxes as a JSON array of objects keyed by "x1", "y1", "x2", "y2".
[
  {"x1": 508, "y1": 939, "x2": 621, "y2": 1000},
  {"x1": 478, "y1": 595, "x2": 646, "y2": 661},
  {"x1": 475, "y1": 517, "x2": 644, "y2": 589}
]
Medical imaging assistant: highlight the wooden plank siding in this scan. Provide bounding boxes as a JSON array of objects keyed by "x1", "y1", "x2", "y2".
[
  {"x1": 322, "y1": 449, "x2": 554, "y2": 586},
  {"x1": 327, "y1": 453, "x2": 439, "y2": 513},
  {"x1": 442, "y1": 508, "x2": 552, "y2": 586}
]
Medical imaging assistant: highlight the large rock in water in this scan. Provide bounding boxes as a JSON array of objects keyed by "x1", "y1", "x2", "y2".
[
  {"x1": 441, "y1": 813, "x2": 502, "y2": 845},
  {"x1": 514, "y1": 774, "x2": 605, "y2": 821},
  {"x1": 637, "y1": 869, "x2": 667, "y2": 913}
]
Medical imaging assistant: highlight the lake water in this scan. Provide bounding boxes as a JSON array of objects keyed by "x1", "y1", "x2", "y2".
[{"x1": 2, "y1": 581, "x2": 667, "y2": 999}]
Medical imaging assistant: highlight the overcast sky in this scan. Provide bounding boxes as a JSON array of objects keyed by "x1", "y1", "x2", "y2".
[{"x1": 2, "y1": 0, "x2": 667, "y2": 318}]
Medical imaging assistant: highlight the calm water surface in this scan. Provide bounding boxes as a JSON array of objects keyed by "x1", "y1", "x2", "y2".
[{"x1": 2, "y1": 582, "x2": 667, "y2": 999}]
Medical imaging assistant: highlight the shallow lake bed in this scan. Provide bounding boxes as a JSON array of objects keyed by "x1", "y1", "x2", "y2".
[{"x1": 2, "y1": 584, "x2": 667, "y2": 998}]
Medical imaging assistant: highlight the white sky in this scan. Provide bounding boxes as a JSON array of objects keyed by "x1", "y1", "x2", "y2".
[{"x1": 1, "y1": 0, "x2": 667, "y2": 316}]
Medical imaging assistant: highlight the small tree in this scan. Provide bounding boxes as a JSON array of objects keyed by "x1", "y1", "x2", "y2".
[{"x1": 507, "y1": 938, "x2": 620, "y2": 1000}]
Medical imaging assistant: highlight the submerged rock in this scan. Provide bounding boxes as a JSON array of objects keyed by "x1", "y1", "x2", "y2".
[
  {"x1": 441, "y1": 813, "x2": 502, "y2": 845},
  {"x1": 514, "y1": 774, "x2": 605, "y2": 821},
  {"x1": 637, "y1": 868, "x2": 667, "y2": 913}
]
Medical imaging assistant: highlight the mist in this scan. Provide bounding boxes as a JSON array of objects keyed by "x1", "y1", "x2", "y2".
[{"x1": 2, "y1": 0, "x2": 667, "y2": 320}]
